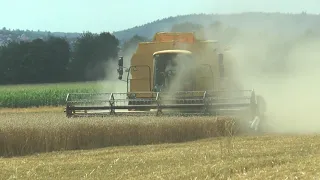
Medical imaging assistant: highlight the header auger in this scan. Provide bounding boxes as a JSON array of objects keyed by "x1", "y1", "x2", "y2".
[{"x1": 64, "y1": 32, "x2": 267, "y2": 133}]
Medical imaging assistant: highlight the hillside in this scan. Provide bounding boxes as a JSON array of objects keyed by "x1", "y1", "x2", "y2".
[
  {"x1": 0, "y1": 28, "x2": 80, "y2": 45},
  {"x1": 1, "y1": 12, "x2": 319, "y2": 45},
  {"x1": 112, "y1": 12, "x2": 320, "y2": 41}
]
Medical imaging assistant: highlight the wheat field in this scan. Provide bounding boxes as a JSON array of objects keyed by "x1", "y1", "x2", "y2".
[
  {"x1": 0, "y1": 126, "x2": 319, "y2": 179},
  {"x1": 1, "y1": 82, "x2": 320, "y2": 179},
  {"x1": 0, "y1": 110, "x2": 320, "y2": 179},
  {"x1": 0, "y1": 110, "x2": 239, "y2": 157}
]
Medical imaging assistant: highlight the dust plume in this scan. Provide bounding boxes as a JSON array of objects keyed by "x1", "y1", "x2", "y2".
[
  {"x1": 180, "y1": 15, "x2": 320, "y2": 134},
  {"x1": 99, "y1": 42, "x2": 139, "y2": 93},
  {"x1": 164, "y1": 54, "x2": 196, "y2": 93},
  {"x1": 100, "y1": 15, "x2": 320, "y2": 135},
  {"x1": 225, "y1": 31, "x2": 320, "y2": 134},
  {"x1": 99, "y1": 58, "x2": 126, "y2": 93}
]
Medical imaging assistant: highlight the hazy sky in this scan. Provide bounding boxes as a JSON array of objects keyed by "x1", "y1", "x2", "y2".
[{"x1": 1, "y1": 0, "x2": 319, "y2": 33}]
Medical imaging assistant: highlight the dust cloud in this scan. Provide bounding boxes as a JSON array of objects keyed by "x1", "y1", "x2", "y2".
[
  {"x1": 165, "y1": 54, "x2": 196, "y2": 93},
  {"x1": 99, "y1": 43, "x2": 139, "y2": 93},
  {"x1": 99, "y1": 59, "x2": 126, "y2": 93},
  {"x1": 101, "y1": 15, "x2": 320, "y2": 134},
  {"x1": 225, "y1": 31, "x2": 320, "y2": 134}
]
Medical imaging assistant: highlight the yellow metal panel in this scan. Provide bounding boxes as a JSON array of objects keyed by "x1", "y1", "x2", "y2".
[
  {"x1": 136, "y1": 42, "x2": 174, "y2": 54},
  {"x1": 129, "y1": 41, "x2": 175, "y2": 95},
  {"x1": 126, "y1": 31, "x2": 238, "y2": 95},
  {"x1": 129, "y1": 54, "x2": 153, "y2": 94},
  {"x1": 152, "y1": 32, "x2": 195, "y2": 43},
  {"x1": 130, "y1": 79, "x2": 151, "y2": 92}
]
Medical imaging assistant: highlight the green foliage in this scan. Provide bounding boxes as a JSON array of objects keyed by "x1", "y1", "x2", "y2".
[
  {"x1": 2, "y1": 13, "x2": 320, "y2": 44},
  {"x1": 171, "y1": 22, "x2": 204, "y2": 32},
  {"x1": 121, "y1": 35, "x2": 148, "y2": 55},
  {"x1": 113, "y1": 13, "x2": 320, "y2": 41},
  {"x1": 0, "y1": 32, "x2": 119, "y2": 84},
  {"x1": 170, "y1": 22, "x2": 205, "y2": 39},
  {"x1": 0, "y1": 82, "x2": 101, "y2": 108},
  {"x1": 0, "y1": 37, "x2": 71, "y2": 84},
  {"x1": 1, "y1": 12, "x2": 320, "y2": 86},
  {"x1": 69, "y1": 32, "x2": 120, "y2": 81}
]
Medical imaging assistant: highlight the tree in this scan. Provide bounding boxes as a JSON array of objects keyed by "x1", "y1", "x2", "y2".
[
  {"x1": 68, "y1": 32, "x2": 96, "y2": 81},
  {"x1": 69, "y1": 31, "x2": 120, "y2": 81},
  {"x1": 0, "y1": 41, "x2": 23, "y2": 84},
  {"x1": 209, "y1": 21, "x2": 223, "y2": 32},
  {"x1": 122, "y1": 35, "x2": 148, "y2": 54},
  {"x1": 0, "y1": 37, "x2": 71, "y2": 84},
  {"x1": 18, "y1": 39, "x2": 48, "y2": 83},
  {"x1": 171, "y1": 22, "x2": 204, "y2": 39},
  {"x1": 45, "y1": 36, "x2": 71, "y2": 82},
  {"x1": 0, "y1": 30, "x2": 120, "y2": 84},
  {"x1": 171, "y1": 22, "x2": 203, "y2": 32}
]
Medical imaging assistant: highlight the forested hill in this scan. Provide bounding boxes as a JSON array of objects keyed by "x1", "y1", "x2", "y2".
[
  {"x1": 1, "y1": 12, "x2": 319, "y2": 44},
  {"x1": 0, "y1": 28, "x2": 80, "y2": 46},
  {"x1": 113, "y1": 12, "x2": 319, "y2": 41},
  {"x1": 1, "y1": 12, "x2": 319, "y2": 85}
]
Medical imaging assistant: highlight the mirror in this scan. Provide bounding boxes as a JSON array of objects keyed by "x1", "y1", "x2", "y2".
[
  {"x1": 117, "y1": 57, "x2": 124, "y2": 80},
  {"x1": 118, "y1": 56, "x2": 123, "y2": 67}
]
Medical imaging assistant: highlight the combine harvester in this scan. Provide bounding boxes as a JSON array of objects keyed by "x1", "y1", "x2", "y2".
[{"x1": 65, "y1": 32, "x2": 267, "y2": 132}]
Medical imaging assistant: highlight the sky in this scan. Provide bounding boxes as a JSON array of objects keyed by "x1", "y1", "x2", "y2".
[{"x1": 0, "y1": 0, "x2": 319, "y2": 33}]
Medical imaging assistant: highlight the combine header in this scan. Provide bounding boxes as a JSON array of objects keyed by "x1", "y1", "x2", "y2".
[{"x1": 65, "y1": 32, "x2": 266, "y2": 132}]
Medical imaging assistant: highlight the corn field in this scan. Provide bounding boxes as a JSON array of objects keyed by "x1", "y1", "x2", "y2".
[{"x1": 0, "y1": 82, "x2": 105, "y2": 108}]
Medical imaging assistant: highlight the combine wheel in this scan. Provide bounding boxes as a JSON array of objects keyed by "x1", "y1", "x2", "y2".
[
  {"x1": 250, "y1": 95, "x2": 267, "y2": 133},
  {"x1": 65, "y1": 105, "x2": 74, "y2": 118},
  {"x1": 255, "y1": 95, "x2": 268, "y2": 133}
]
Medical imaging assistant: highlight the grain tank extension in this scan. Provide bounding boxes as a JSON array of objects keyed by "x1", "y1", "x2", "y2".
[{"x1": 65, "y1": 32, "x2": 266, "y2": 132}]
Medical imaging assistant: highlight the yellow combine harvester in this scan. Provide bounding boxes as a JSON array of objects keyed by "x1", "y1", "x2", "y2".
[{"x1": 65, "y1": 32, "x2": 266, "y2": 132}]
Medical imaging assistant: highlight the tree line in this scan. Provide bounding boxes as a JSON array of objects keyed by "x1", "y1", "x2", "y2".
[
  {"x1": 0, "y1": 32, "x2": 119, "y2": 84},
  {"x1": 1, "y1": 21, "x2": 319, "y2": 85},
  {"x1": 0, "y1": 29, "x2": 153, "y2": 85}
]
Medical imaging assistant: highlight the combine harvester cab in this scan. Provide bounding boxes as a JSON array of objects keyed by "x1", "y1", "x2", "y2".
[{"x1": 65, "y1": 32, "x2": 266, "y2": 132}]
